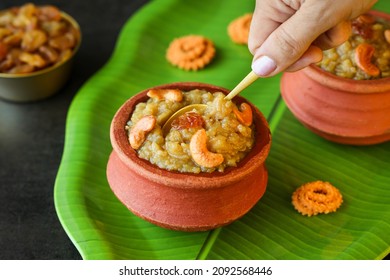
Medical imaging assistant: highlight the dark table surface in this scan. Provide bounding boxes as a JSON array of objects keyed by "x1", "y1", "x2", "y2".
[
  {"x1": 0, "y1": 0, "x2": 149, "y2": 260},
  {"x1": 0, "y1": 0, "x2": 388, "y2": 260}
]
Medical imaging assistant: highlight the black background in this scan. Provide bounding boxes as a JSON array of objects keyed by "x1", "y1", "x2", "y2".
[{"x1": 0, "y1": 0, "x2": 149, "y2": 260}]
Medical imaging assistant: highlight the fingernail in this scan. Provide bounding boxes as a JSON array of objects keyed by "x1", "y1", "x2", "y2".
[{"x1": 251, "y1": 56, "x2": 277, "y2": 76}]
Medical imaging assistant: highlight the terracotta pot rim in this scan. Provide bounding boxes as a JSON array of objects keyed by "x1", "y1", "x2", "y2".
[
  {"x1": 304, "y1": 10, "x2": 390, "y2": 94},
  {"x1": 110, "y1": 82, "x2": 272, "y2": 190},
  {"x1": 304, "y1": 65, "x2": 390, "y2": 93}
]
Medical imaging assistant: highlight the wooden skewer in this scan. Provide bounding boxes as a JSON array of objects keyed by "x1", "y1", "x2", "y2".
[{"x1": 224, "y1": 71, "x2": 259, "y2": 100}]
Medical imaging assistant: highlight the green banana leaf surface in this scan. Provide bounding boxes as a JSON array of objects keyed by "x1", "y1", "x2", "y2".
[{"x1": 54, "y1": 0, "x2": 390, "y2": 259}]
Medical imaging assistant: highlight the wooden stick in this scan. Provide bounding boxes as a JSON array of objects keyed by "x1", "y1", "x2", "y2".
[{"x1": 224, "y1": 71, "x2": 259, "y2": 100}]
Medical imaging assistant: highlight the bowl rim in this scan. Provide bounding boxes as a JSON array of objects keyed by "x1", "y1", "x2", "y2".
[
  {"x1": 0, "y1": 11, "x2": 81, "y2": 79},
  {"x1": 306, "y1": 9, "x2": 390, "y2": 93},
  {"x1": 110, "y1": 82, "x2": 272, "y2": 190}
]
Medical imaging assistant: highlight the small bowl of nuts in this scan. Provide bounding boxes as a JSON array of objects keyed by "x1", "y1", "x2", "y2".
[
  {"x1": 0, "y1": 3, "x2": 81, "y2": 102},
  {"x1": 280, "y1": 10, "x2": 390, "y2": 145},
  {"x1": 107, "y1": 82, "x2": 272, "y2": 231}
]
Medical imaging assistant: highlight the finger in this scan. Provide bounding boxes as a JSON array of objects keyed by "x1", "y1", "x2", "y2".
[
  {"x1": 248, "y1": 0, "x2": 296, "y2": 55},
  {"x1": 250, "y1": 0, "x2": 377, "y2": 77},
  {"x1": 250, "y1": 0, "x2": 360, "y2": 77},
  {"x1": 312, "y1": 20, "x2": 352, "y2": 50},
  {"x1": 251, "y1": 5, "x2": 333, "y2": 76},
  {"x1": 284, "y1": 45, "x2": 323, "y2": 72}
]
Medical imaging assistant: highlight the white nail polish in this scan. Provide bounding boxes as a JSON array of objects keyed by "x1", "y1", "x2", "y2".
[{"x1": 251, "y1": 56, "x2": 277, "y2": 76}]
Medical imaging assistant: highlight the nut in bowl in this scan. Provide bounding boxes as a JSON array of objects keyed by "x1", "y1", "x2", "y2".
[
  {"x1": 107, "y1": 82, "x2": 271, "y2": 231},
  {"x1": 280, "y1": 10, "x2": 390, "y2": 145},
  {"x1": 0, "y1": 3, "x2": 81, "y2": 102}
]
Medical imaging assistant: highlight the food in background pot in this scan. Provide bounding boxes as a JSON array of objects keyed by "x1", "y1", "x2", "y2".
[
  {"x1": 0, "y1": 3, "x2": 80, "y2": 74},
  {"x1": 318, "y1": 13, "x2": 390, "y2": 80},
  {"x1": 126, "y1": 88, "x2": 255, "y2": 173}
]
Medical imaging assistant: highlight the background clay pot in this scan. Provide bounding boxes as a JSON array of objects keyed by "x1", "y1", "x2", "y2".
[
  {"x1": 280, "y1": 10, "x2": 390, "y2": 146},
  {"x1": 107, "y1": 82, "x2": 271, "y2": 232}
]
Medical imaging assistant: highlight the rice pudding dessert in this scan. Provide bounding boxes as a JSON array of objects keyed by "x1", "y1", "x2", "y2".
[
  {"x1": 126, "y1": 88, "x2": 255, "y2": 173},
  {"x1": 318, "y1": 13, "x2": 390, "y2": 80}
]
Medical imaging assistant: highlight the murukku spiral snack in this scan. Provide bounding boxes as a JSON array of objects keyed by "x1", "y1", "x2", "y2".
[
  {"x1": 292, "y1": 181, "x2": 343, "y2": 217},
  {"x1": 227, "y1": 13, "x2": 253, "y2": 44},
  {"x1": 166, "y1": 35, "x2": 215, "y2": 71}
]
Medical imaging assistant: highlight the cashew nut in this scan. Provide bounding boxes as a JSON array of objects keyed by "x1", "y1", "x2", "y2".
[
  {"x1": 354, "y1": 43, "x2": 380, "y2": 77},
  {"x1": 384, "y1": 29, "x2": 390, "y2": 44},
  {"x1": 129, "y1": 115, "x2": 156, "y2": 150},
  {"x1": 146, "y1": 88, "x2": 183, "y2": 102},
  {"x1": 232, "y1": 102, "x2": 253, "y2": 126},
  {"x1": 190, "y1": 129, "x2": 224, "y2": 168}
]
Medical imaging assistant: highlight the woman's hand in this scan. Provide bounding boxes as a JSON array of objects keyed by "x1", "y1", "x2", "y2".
[{"x1": 249, "y1": 0, "x2": 377, "y2": 76}]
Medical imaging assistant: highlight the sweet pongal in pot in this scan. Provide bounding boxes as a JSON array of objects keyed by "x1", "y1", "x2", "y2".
[
  {"x1": 107, "y1": 82, "x2": 271, "y2": 231},
  {"x1": 126, "y1": 88, "x2": 255, "y2": 173},
  {"x1": 318, "y1": 13, "x2": 390, "y2": 80}
]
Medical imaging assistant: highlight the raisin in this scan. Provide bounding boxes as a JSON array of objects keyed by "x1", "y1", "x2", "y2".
[
  {"x1": 21, "y1": 30, "x2": 48, "y2": 52},
  {"x1": 352, "y1": 16, "x2": 373, "y2": 39},
  {"x1": 38, "y1": 45, "x2": 58, "y2": 63},
  {"x1": 8, "y1": 64, "x2": 34, "y2": 74},
  {"x1": 0, "y1": 3, "x2": 79, "y2": 74},
  {"x1": 49, "y1": 32, "x2": 76, "y2": 51},
  {"x1": 171, "y1": 112, "x2": 205, "y2": 130},
  {"x1": 0, "y1": 43, "x2": 8, "y2": 60},
  {"x1": 37, "y1": 6, "x2": 62, "y2": 22},
  {"x1": 19, "y1": 52, "x2": 46, "y2": 68}
]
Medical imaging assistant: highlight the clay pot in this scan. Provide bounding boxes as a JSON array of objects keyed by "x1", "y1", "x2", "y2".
[
  {"x1": 107, "y1": 82, "x2": 271, "y2": 231},
  {"x1": 280, "y1": 10, "x2": 390, "y2": 146}
]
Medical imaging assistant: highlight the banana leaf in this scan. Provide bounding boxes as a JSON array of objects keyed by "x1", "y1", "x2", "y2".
[{"x1": 54, "y1": 0, "x2": 390, "y2": 260}]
